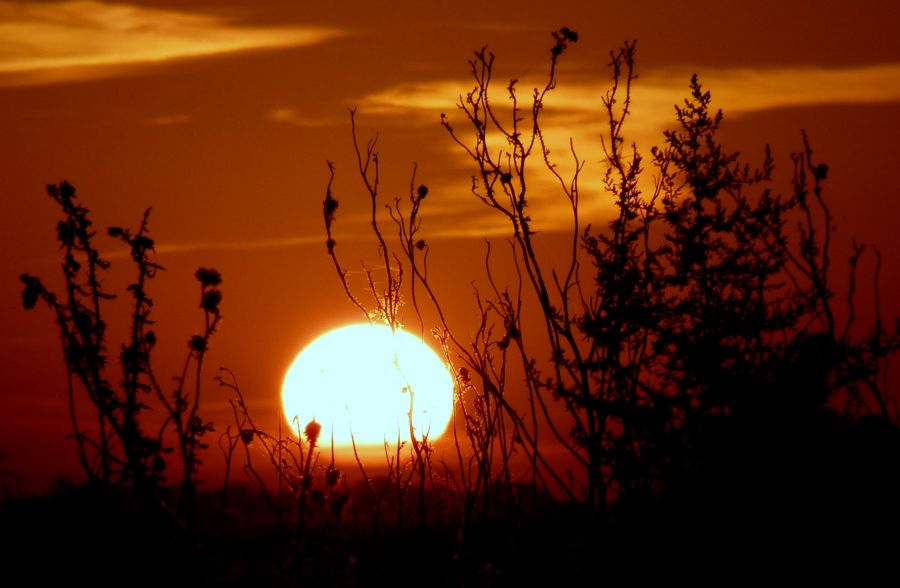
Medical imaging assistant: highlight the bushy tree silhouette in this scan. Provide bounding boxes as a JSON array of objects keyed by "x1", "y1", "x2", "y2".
[{"x1": 325, "y1": 32, "x2": 900, "y2": 536}]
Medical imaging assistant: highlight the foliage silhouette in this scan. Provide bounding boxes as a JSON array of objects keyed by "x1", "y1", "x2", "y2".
[
  {"x1": 325, "y1": 31, "x2": 900, "y2": 538},
  {"x1": 20, "y1": 181, "x2": 221, "y2": 532}
]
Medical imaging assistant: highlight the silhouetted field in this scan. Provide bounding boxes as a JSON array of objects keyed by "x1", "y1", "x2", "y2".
[{"x1": 3, "y1": 402, "x2": 899, "y2": 585}]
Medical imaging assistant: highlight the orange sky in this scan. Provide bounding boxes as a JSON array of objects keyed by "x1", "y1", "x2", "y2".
[{"x1": 2, "y1": 0, "x2": 899, "y2": 491}]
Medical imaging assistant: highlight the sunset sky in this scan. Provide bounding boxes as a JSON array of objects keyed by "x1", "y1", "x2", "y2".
[{"x1": 2, "y1": 0, "x2": 898, "y2": 491}]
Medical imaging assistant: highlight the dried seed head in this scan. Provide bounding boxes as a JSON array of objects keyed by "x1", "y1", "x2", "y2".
[
  {"x1": 195, "y1": 267, "x2": 222, "y2": 287},
  {"x1": 189, "y1": 335, "x2": 207, "y2": 353},
  {"x1": 305, "y1": 419, "x2": 322, "y2": 445},
  {"x1": 201, "y1": 289, "x2": 222, "y2": 313}
]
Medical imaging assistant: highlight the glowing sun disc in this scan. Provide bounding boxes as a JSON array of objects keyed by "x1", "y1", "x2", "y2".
[{"x1": 281, "y1": 324, "x2": 454, "y2": 447}]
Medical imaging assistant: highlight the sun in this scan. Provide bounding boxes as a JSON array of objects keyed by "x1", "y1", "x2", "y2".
[{"x1": 281, "y1": 323, "x2": 454, "y2": 448}]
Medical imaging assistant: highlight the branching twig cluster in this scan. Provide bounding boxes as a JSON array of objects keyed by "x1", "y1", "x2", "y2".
[
  {"x1": 323, "y1": 31, "x2": 899, "y2": 531},
  {"x1": 21, "y1": 182, "x2": 222, "y2": 533}
]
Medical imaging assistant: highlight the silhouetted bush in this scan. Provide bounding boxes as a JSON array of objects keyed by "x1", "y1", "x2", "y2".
[
  {"x1": 20, "y1": 182, "x2": 221, "y2": 533},
  {"x1": 325, "y1": 31, "x2": 899, "y2": 538}
]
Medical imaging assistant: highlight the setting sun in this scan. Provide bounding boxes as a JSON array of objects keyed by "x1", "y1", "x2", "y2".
[{"x1": 281, "y1": 324, "x2": 454, "y2": 447}]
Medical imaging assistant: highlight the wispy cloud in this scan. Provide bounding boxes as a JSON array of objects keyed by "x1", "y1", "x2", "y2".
[
  {"x1": 557, "y1": 63, "x2": 900, "y2": 138},
  {"x1": 0, "y1": 1, "x2": 342, "y2": 86},
  {"x1": 358, "y1": 63, "x2": 900, "y2": 233},
  {"x1": 148, "y1": 113, "x2": 191, "y2": 126},
  {"x1": 361, "y1": 81, "x2": 463, "y2": 118},
  {"x1": 269, "y1": 107, "x2": 334, "y2": 128},
  {"x1": 361, "y1": 63, "x2": 900, "y2": 127}
]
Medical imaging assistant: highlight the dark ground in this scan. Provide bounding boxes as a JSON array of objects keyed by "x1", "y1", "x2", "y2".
[{"x1": 2, "y1": 408, "x2": 899, "y2": 586}]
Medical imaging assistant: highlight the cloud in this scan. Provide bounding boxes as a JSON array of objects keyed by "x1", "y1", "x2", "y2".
[
  {"x1": 0, "y1": 1, "x2": 342, "y2": 85},
  {"x1": 269, "y1": 107, "x2": 334, "y2": 128},
  {"x1": 361, "y1": 62, "x2": 900, "y2": 127},
  {"x1": 556, "y1": 63, "x2": 900, "y2": 139},
  {"x1": 361, "y1": 81, "x2": 465, "y2": 117},
  {"x1": 357, "y1": 63, "x2": 900, "y2": 233},
  {"x1": 148, "y1": 113, "x2": 191, "y2": 126}
]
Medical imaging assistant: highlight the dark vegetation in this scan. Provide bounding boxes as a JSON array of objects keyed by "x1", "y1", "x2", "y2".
[{"x1": 7, "y1": 31, "x2": 900, "y2": 584}]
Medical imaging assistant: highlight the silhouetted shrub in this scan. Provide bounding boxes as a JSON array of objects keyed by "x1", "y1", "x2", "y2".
[
  {"x1": 325, "y1": 32, "x2": 899, "y2": 528},
  {"x1": 20, "y1": 182, "x2": 221, "y2": 532}
]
